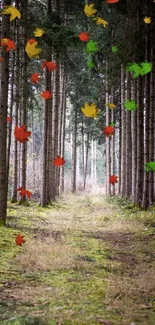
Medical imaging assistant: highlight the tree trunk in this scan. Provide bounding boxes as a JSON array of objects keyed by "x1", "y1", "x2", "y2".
[
  {"x1": 83, "y1": 132, "x2": 90, "y2": 190},
  {"x1": 125, "y1": 72, "x2": 132, "y2": 197},
  {"x1": 120, "y1": 66, "x2": 126, "y2": 196},
  {"x1": 0, "y1": 0, "x2": 11, "y2": 224},
  {"x1": 71, "y1": 101, "x2": 77, "y2": 193},
  {"x1": 105, "y1": 63, "x2": 111, "y2": 195}
]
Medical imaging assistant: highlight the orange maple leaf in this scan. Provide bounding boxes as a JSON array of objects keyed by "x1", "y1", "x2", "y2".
[
  {"x1": 53, "y1": 156, "x2": 65, "y2": 167},
  {"x1": 109, "y1": 175, "x2": 118, "y2": 185},
  {"x1": 16, "y1": 187, "x2": 32, "y2": 199},
  {"x1": 78, "y1": 32, "x2": 89, "y2": 42},
  {"x1": 103, "y1": 125, "x2": 115, "y2": 137},
  {"x1": 106, "y1": 0, "x2": 119, "y2": 3},
  {"x1": 1, "y1": 38, "x2": 16, "y2": 52},
  {"x1": 6, "y1": 116, "x2": 11, "y2": 122},
  {"x1": 14, "y1": 125, "x2": 31, "y2": 143},
  {"x1": 41, "y1": 90, "x2": 52, "y2": 99},
  {"x1": 15, "y1": 234, "x2": 25, "y2": 246},
  {"x1": 31, "y1": 73, "x2": 40, "y2": 83},
  {"x1": 42, "y1": 61, "x2": 58, "y2": 72},
  {"x1": 0, "y1": 56, "x2": 4, "y2": 62}
]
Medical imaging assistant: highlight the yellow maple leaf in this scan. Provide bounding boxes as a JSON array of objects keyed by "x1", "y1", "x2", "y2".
[
  {"x1": 81, "y1": 102, "x2": 100, "y2": 118},
  {"x1": 94, "y1": 17, "x2": 108, "y2": 28},
  {"x1": 144, "y1": 16, "x2": 151, "y2": 24},
  {"x1": 2, "y1": 5, "x2": 21, "y2": 21},
  {"x1": 106, "y1": 103, "x2": 116, "y2": 109},
  {"x1": 33, "y1": 28, "x2": 44, "y2": 37},
  {"x1": 25, "y1": 40, "x2": 42, "y2": 59},
  {"x1": 84, "y1": 4, "x2": 97, "y2": 17}
]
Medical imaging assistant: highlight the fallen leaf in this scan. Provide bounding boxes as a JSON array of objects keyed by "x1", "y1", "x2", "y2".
[
  {"x1": 86, "y1": 40, "x2": 98, "y2": 53},
  {"x1": 0, "y1": 56, "x2": 4, "y2": 62},
  {"x1": 15, "y1": 234, "x2": 25, "y2": 246},
  {"x1": 112, "y1": 46, "x2": 118, "y2": 53},
  {"x1": 78, "y1": 32, "x2": 89, "y2": 42},
  {"x1": 53, "y1": 156, "x2": 65, "y2": 167},
  {"x1": 81, "y1": 102, "x2": 100, "y2": 118},
  {"x1": 42, "y1": 61, "x2": 58, "y2": 72},
  {"x1": 2, "y1": 5, "x2": 21, "y2": 21},
  {"x1": 6, "y1": 117, "x2": 12, "y2": 122},
  {"x1": 145, "y1": 162, "x2": 155, "y2": 172},
  {"x1": 144, "y1": 17, "x2": 151, "y2": 24},
  {"x1": 41, "y1": 90, "x2": 52, "y2": 99},
  {"x1": 84, "y1": 3, "x2": 97, "y2": 17},
  {"x1": 124, "y1": 99, "x2": 137, "y2": 111}
]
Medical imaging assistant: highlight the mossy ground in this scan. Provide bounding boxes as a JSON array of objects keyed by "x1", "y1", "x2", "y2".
[{"x1": 0, "y1": 193, "x2": 155, "y2": 325}]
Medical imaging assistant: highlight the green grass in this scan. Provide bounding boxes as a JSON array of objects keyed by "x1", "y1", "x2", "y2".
[{"x1": 0, "y1": 193, "x2": 155, "y2": 325}]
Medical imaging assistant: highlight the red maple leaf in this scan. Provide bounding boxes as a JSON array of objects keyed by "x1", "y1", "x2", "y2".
[
  {"x1": 109, "y1": 175, "x2": 118, "y2": 185},
  {"x1": 16, "y1": 187, "x2": 32, "y2": 199},
  {"x1": 1, "y1": 38, "x2": 16, "y2": 52},
  {"x1": 15, "y1": 234, "x2": 25, "y2": 246},
  {"x1": 27, "y1": 39, "x2": 36, "y2": 45},
  {"x1": 53, "y1": 156, "x2": 65, "y2": 167},
  {"x1": 14, "y1": 125, "x2": 31, "y2": 143},
  {"x1": 6, "y1": 116, "x2": 12, "y2": 122},
  {"x1": 103, "y1": 126, "x2": 115, "y2": 137},
  {"x1": 78, "y1": 32, "x2": 89, "y2": 42},
  {"x1": 0, "y1": 56, "x2": 4, "y2": 62},
  {"x1": 42, "y1": 61, "x2": 57, "y2": 72},
  {"x1": 31, "y1": 73, "x2": 40, "y2": 84},
  {"x1": 106, "y1": 0, "x2": 119, "y2": 3},
  {"x1": 41, "y1": 90, "x2": 52, "y2": 99}
]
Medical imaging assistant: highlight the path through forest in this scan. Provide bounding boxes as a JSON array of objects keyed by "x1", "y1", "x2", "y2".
[{"x1": 0, "y1": 194, "x2": 155, "y2": 325}]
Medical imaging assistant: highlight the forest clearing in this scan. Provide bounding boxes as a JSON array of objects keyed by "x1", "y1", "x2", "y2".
[
  {"x1": 1, "y1": 0, "x2": 155, "y2": 324},
  {"x1": 0, "y1": 193, "x2": 155, "y2": 325}
]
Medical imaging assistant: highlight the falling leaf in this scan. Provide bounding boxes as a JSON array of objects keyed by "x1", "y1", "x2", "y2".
[
  {"x1": 144, "y1": 17, "x2": 151, "y2": 24},
  {"x1": 2, "y1": 5, "x2": 21, "y2": 21},
  {"x1": 86, "y1": 40, "x2": 98, "y2": 53},
  {"x1": 15, "y1": 234, "x2": 25, "y2": 246},
  {"x1": 16, "y1": 187, "x2": 32, "y2": 199},
  {"x1": 25, "y1": 39, "x2": 42, "y2": 59},
  {"x1": 84, "y1": 3, "x2": 97, "y2": 17},
  {"x1": 109, "y1": 175, "x2": 118, "y2": 185},
  {"x1": 0, "y1": 57, "x2": 4, "y2": 62},
  {"x1": 6, "y1": 117, "x2": 12, "y2": 122},
  {"x1": 140, "y1": 61, "x2": 152, "y2": 75},
  {"x1": 126, "y1": 62, "x2": 152, "y2": 78},
  {"x1": 106, "y1": 103, "x2": 116, "y2": 109},
  {"x1": 14, "y1": 125, "x2": 31, "y2": 143},
  {"x1": 103, "y1": 125, "x2": 115, "y2": 137},
  {"x1": 41, "y1": 90, "x2": 52, "y2": 99},
  {"x1": 78, "y1": 32, "x2": 89, "y2": 42},
  {"x1": 106, "y1": 0, "x2": 119, "y2": 3},
  {"x1": 112, "y1": 46, "x2": 118, "y2": 53},
  {"x1": 145, "y1": 162, "x2": 155, "y2": 172},
  {"x1": 53, "y1": 156, "x2": 65, "y2": 167},
  {"x1": 31, "y1": 73, "x2": 40, "y2": 84},
  {"x1": 42, "y1": 61, "x2": 58, "y2": 72},
  {"x1": 1, "y1": 38, "x2": 16, "y2": 52},
  {"x1": 124, "y1": 99, "x2": 137, "y2": 111},
  {"x1": 94, "y1": 17, "x2": 108, "y2": 28},
  {"x1": 81, "y1": 102, "x2": 100, "y2": 118},
  {"x1": 33, "y1": 27, "x2": 44, "y2": 37},
  {"x1": 87, "y1": 60, "x2": 95, "y2": 69},
  {"x1": 110, "y1": 122, "x2": 115, "y2": 127}
]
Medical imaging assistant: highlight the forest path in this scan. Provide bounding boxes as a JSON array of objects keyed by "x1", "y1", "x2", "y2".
[{"x1": 0, "y1": 193, "x2": 155, "y2": 325}]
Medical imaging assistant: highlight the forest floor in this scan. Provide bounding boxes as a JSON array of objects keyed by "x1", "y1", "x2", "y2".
[{"x1": 0, "y1": 193, "x2": 155, "y2": 325}]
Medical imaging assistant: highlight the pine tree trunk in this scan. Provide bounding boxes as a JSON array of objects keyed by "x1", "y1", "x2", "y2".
[
  {"x1": 120, "y1": 66, "x2": 126, "y2": 196},
  {"x1": 61, "y1": 74, "x2": 67, "y2": 192},
  {"x1": 71, "y1": 102, "x2": 77, "y2": 193},
  {"x1": 105, "y1": 63, "x2": 111, "y2": 195},
  {"x1": 111, "y1": 87, "x2": 115, "y2": 196},
  {"x1": 131, "y1": 80, "x2": 137, "y2": 200},
  {"x1": 83, "y1": 132, "x2": 90, "y2": 190},
  {"x1": 125, "y1": 72, "x2": 132, "y2": 197},
  {"x1": 0, "y1": 0, "x2": 11, "y2": 223}
]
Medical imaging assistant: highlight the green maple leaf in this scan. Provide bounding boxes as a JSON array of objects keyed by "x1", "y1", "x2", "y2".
[
  {"x1": 124, "y1": 99, "x2": 137, "y2": 111},
  {"x1": 126, "y1": 63, "x2": 142, "y2": 78},
  {"x1": 87, "y1": 60, "x2": 95, "y2": 69},
  {"x1": 145, "y1": 162, "x2": 155, "y2": 172},
  {"x1": 86, "y1": 40, "x2": 98, "y2": 53},
  {"x1": 140, "y1": 61, "x2": 152, "y2": 75},
  {"x1": 112, "y1": 46, "x2": 118, "y2": 53},
  {"x1": 110, "y1": 122, "x2": 115, "y2": 127}
]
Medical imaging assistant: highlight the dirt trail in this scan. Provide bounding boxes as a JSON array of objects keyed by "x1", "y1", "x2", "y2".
[{"x1": 0, "y1": 194, "x2": 155, "y2": 325}]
